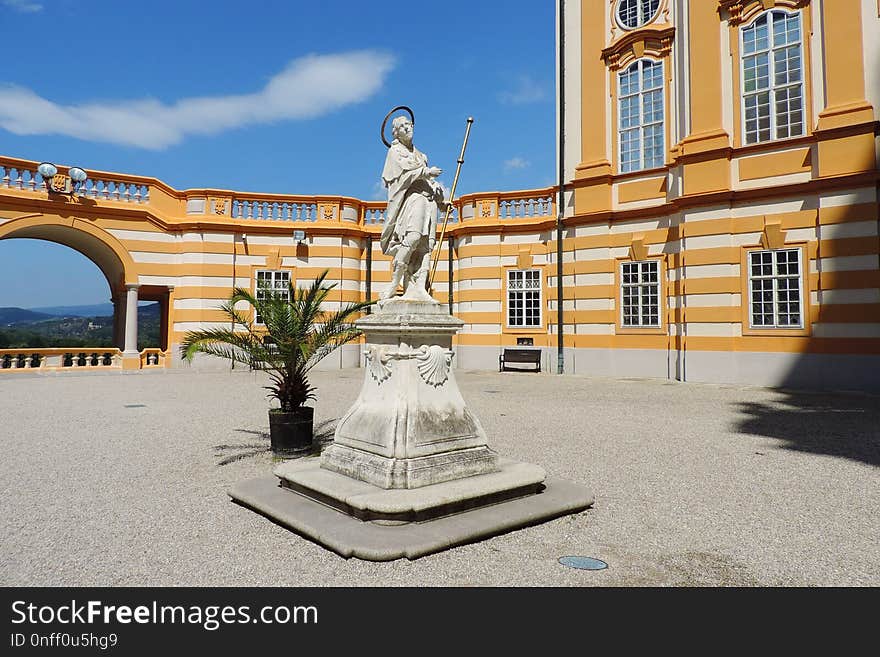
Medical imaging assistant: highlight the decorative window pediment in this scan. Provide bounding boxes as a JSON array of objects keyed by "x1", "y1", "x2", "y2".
[
  {"x1": 718, "y1": 0, "x2": 809, "y2": 26},
  {"x1": 602, "y1": 25, "x2": 675, "y2": 71}
]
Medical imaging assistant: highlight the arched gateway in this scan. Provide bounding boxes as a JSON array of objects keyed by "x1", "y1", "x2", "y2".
[{"x1": 0, "y1": 214, "x2": 172, "y2": 369}]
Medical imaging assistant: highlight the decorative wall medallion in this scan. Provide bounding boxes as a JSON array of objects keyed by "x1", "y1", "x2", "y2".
[
  {"x1": 366, "y1": 345, "x2": 392, "y2": 383},
  {"x1": 416, "y1": 345, "x2": 452, "y2": 387},
  {"x1": 212, "y1": 198, "x2": 227, "y2": 215},
  {"x1": 480, "y1": 200, "x2": 493, "y2": 217},
  {"x1": 322, "y1": 205, "x2": 335, "y2": 221}
]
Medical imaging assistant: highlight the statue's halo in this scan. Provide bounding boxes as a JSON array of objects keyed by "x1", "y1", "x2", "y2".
[{"x1": 381, "y1": 106, "x2": 415, "y2": 148}]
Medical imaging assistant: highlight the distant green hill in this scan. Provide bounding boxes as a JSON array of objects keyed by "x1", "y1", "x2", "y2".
[
  {"x1": 0, "y1": 307, "x2": 55, "y2": 325},
  {"x1": 29, "y1": 303, "x2": 115, "y2": 318},
  {"x1": 0, "y1": 304, "x2": 160, "y2": 350}
]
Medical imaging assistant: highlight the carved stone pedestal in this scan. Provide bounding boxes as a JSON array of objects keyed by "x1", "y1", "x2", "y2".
[
  {"x1": 228, "y1": 297, "x2": 594, "y2": 561},
  {"x1": 321, "y1": 298, "x2": 498, "y2": 489}
]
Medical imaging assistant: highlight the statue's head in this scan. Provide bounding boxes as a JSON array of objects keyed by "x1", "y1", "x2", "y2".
[{"x1": 391, "y1": 115, "x2": 413, "y2": 144}]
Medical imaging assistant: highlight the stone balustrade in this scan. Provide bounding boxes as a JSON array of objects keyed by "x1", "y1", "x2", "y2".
[
  {"x1": 0, "y1": 157, "x2": 151, "y2": 204},
  {"x1": 456, "y1": 188, "x2": 557, "y2": 222},
  {"x1": 231, "y1": 198, "x2": 318, "y2": 222},
  {"x1": 140, "y1": 348, "x2": 168, "y2": 368},
  {"x1": 362, "y1": 202, "x2": 387, "y2": 225},
  {"x1": 0, "y1": 348, "x2": 148, "y2": 372},
  {"x1": 0, "y1": 155, "x2": 555, "y2": 230},
  {"x1": 76, "y1": 178, "x2": 150, "y2": 204},
  {"x1": 498, "y1": 193, "x2": 555, "y2": 219}
]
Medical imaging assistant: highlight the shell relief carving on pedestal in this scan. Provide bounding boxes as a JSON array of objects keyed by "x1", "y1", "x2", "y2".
[
  {"x1": 366, "y1": 345, "x2": 392, "y2": 383},
  {"x1": 416, "y1": 345, "x2": 453, "y2": 387}
]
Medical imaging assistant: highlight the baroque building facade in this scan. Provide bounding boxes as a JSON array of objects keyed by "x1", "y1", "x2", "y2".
[
  {"x1": 0, "y1": 0, "x2": 878, "y2": 390},
  {"x1": 558, "y1": 0, "x2": 880, "y2": 390}
]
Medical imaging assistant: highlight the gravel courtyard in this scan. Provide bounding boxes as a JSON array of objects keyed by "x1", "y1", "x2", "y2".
[{"x1": 1, "y1": 367, "x2": 877, "y2": 586}]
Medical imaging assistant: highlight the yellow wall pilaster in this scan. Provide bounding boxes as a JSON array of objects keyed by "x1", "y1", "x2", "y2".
[
  {"x1": 815, "y1": 0, "x2": 876, "y2": 178},
  {"x1": 687, "y1": 1, "x2": 726, "y2": 139},
  {"x1": 574, "y1": 0, "x2": 612, "y2": 214},
  {"x1": 818, "y1": 0, "x2": 870, "y2": 123},
  {"x1": 679, "y1": 0, "x2": 731, "y2": 195}
]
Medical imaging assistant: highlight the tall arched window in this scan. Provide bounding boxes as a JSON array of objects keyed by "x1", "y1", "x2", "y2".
[
  {"x1": 618, "y1": 59, "x2": 665, "y2": 173},
  {"x1": 741, "y1": 10, "x2": 804, "y2": 144}
]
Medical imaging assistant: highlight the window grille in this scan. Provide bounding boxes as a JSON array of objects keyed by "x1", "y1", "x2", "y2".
[
  {"x1": 621, "y1": 260, "x2": 660, "y2": 327},
  {"x1": 742, "y1": 10, "x2": 804, "y2": 144},
  {"x1": 507, "y1": 269, "x2": 542, "y2": 327},
  {"x1": 616, "y1": 0, "x2": 660, "y2": 29},
  {"x1": 748, "y1": 249, "x2": 803, "y2": 328},
  {"x1": 254, "y1": 270, "x2": 291, "y2": 324},
  {"x1": 619, "y1": 59, "x2": 665, "y2": 173}
]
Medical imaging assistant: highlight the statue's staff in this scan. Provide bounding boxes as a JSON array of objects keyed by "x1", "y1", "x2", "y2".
[{"x1": 428, "y1": 117, "x2": 473, "y2": 288}]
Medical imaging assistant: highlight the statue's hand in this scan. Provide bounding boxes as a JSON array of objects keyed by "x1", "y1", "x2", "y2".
[
  {"x1": 426, "y1": 166, "x2": 442, "y2": 178},
  {"x1": 429, "y1": 238, "x2": 436, "y2": 251}
]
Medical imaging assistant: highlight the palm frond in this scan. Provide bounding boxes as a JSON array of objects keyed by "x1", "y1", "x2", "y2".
[{"x1": 180, "y1": 269, "x2": 374, "y2": 411}]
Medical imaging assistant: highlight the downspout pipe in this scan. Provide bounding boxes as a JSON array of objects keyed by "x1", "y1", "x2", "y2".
[
  {"x1": 448, "y1": 235, "x2": 454, "y2": 316},
  {"x1": 365, "y1": 236, "x2": 372, "y2": 314},
  {"x1": 556, "y1": 0, "x2": 566, "y2": 375},
  {"x1": 231, "y1": 231, "x2": 238, "y2": 370}
]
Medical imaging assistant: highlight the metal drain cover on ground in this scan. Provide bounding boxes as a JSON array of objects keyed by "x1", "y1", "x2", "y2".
[{"x1": 559, "y1": 556, "x2": 607, "y2": 570}]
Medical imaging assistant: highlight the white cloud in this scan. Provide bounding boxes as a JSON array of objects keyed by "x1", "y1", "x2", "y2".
[
  {"x1": 0, "y1": 50, "x2": 396, "y2": 149},
  {"x1": 1, "y1": 0, "x2": 43, "y2": 12},
  {"x1": 503, "y1": 157, "x2": 530, "y2": 171},
  {"x1": 436, "y1": 179, "x2": 450, "y2": 199},
  {"x1": 498, "y1": 75, "x2": 546, "y2": 105},
  {"x1": 371, "y1": 180, "x2": 387, "y2": 201}
]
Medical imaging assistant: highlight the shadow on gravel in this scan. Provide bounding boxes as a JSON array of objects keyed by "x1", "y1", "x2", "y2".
[
  {"x1": 733, "y1": 392, "x2": 880, "y2": 467},
  {"x1": 215, "y1": 419, "x2": 338, "y2": 466},
  {"x1": 659, "y1": 551, "x2": 759, "y2": 587}
]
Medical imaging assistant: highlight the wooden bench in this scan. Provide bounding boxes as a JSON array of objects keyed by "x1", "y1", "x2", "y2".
[{"x1": 499, "y1": 348, "x2": 541, "y2": 373}]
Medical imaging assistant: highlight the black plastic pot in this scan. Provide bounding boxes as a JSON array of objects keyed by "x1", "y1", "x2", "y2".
[{"x1": 268, "y1": 406, "x2": 314, "y2": 456}]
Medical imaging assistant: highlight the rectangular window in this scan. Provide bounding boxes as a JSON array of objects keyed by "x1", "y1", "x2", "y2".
[
  {"x1": 742, "y1": 11, "x2": 804, "y2": 144},
  {"x1": 254, "y1": 270, "x2": 290, "y2": 324},
  {"x1": 621, "y1": 261, "x2": 660, "y2": 327},
  {"x1": 507, "y1": 269, "x2": 542, "y2": 327},
  {"x1": 748, "y1": 249, "x2": 803, "y2": 328},
  {"x1": 619, "y1": 59, "x2": 665, "y2": 173}
]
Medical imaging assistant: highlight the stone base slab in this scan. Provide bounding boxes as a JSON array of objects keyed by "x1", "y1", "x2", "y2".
[
  {"x1": 229, "y1": 466, "x2": 593, "y2": 561},
  {"x1": 320, "y1": 443, "x2": 499, "y2": 490},
  {"x1": 229, "y1": 459, "x2": 593, "y2": 561},
  {"x1": 277, "y1": 457, "x2": 541, "y2": 521}
]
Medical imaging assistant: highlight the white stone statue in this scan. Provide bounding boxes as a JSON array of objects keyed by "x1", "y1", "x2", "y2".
[{"x1": 379, "y1": 115, "x2": 449, "y2": 301}]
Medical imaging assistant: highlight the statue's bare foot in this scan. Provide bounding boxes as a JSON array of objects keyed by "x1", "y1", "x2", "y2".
[
  {"x1": 402, "y1": 285, "x2": 435, "y2": 303},
  {"x1": 379, "y1": 285, "x2": 399, "y2": 301}
]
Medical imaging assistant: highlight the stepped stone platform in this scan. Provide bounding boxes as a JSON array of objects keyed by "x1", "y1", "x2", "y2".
[{"x1": 229, "y1": 458, "x2": 594, "y2": 561}]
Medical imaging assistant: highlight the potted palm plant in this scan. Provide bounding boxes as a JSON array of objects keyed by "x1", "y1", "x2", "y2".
[{"x1": 181, "y1": 270, "x2": 373, "y2": 456}]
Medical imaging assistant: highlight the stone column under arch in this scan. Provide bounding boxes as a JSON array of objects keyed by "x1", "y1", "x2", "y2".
[{"x1": 122, "y1": 283, "x2": 140, "y2": 368}]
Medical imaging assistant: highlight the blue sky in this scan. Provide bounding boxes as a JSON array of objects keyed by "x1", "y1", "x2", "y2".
[{"x1": 0, "y1": 0, "x2": 556, "y2": 307}]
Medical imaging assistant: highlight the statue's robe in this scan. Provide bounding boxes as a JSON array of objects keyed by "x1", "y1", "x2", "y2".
[{"x1": 380, "y1": 140, "x2": 441, "y2": 255}]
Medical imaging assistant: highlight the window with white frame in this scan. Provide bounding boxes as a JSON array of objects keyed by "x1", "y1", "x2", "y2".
[
  {"x1": 748, "y1": 249, "x2": 803, "y2": 328},
  {"x1": 741, "y1": 10, "x2": 804, "y2": 144},
  {"x1": 507, "y1": 269, "x2": 542, "y2": 327},
  {"x1": 616, "y1": 0, "x2": 661, "y2": 29},
  {"x1": 619, "y1": 59, "x2": 665, "y2": 173},
  {"x1": 621, "y1": 260, "x2": 660, "y2": 327},
  {"x1": 254, "y1": 270, "x2": 290, "y2": 324}
]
